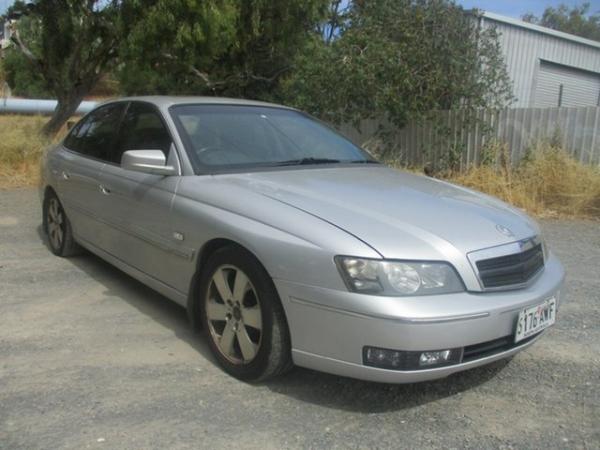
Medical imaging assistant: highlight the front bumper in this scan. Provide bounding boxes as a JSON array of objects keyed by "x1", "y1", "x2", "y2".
[{"x1": 274, "y1": 254, "x2": 565, "y2": 383}]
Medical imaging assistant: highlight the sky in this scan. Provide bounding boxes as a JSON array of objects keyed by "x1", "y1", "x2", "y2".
[
  {"x1": 0, "y1": 0, "x2": 12, "y2": 16},
  {"x1": 1, "y1": 0, "x2": 599, "y2": 19}
]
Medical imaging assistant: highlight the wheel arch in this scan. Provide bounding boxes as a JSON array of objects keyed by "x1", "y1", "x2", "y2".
[{"x1": 187, "y1": 238, "x2": 280, "y2": 330}]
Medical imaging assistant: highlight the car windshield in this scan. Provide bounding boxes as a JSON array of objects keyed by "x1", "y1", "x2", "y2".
[{"x1": 169, "y1": 104, "x2": 376, "y2": 173}]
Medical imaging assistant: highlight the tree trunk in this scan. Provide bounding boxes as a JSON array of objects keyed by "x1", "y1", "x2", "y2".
[{"x1": 41, "y1": 95, "x2": 85, "y2": 137}]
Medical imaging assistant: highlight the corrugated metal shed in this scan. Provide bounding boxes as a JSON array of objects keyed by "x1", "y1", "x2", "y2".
[
  {"x1": 535, "y1": 61, "x2": 600, "y2": 107},
  {"x1": 479, "y1": 11, "x2": 600, "y2": 108}
]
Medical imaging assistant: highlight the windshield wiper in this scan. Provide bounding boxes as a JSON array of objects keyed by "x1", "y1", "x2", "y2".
[
  {"x1": 269, "y1": 158, "x2": 380, "y2": 167},
  {"x1": 349, "y1": 159, "x2": 380, "y2": 164},
  {"x1": 273, "y1": 157, "x2": 342, "y2": 166}
]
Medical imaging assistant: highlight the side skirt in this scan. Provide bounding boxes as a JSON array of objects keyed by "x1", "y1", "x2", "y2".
[{"x1": 75, "y1": 234, "x2": 189, "y2": 307}]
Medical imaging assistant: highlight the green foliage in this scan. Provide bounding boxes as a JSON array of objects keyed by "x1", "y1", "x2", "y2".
[
  {"x1": 1, "y1": 13, "x2": 51, "y2": 98},
  {"x1": 480, "y1": 140, "x2": 510, "y2": 168},
  {"x1": 279, "y1": 0, "x2": 513, "y2": 131},
  {"x1": 2, "y1": 47, "x2": 51, "y2": 98},
  {"x1": 8, "y1": 0, "x2": 130, "y2": 134},
  {"x1": 118, "y1": 0, "x2": 238, "y2": 95},
  {"x1": 118, "y1": 0, "x2": 327, "y2": 99},
  {"x1": 523, "y1": 2, "x2": 600, "y2": 42}
]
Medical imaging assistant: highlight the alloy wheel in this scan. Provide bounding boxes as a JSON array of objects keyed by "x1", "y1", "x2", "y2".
[
  {"x1": 205, "y1": 265, "x2": 263, "y2": 364},
  {"x1": 47, "y1": 197, "x2": 65, "y2": 251}
]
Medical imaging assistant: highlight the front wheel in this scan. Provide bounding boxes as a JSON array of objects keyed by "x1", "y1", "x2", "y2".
[{"x1": 199, "y1": 246, "x2": 292, "y2": 381}]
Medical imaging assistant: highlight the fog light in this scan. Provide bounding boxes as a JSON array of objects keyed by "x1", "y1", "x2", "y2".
[
  {"x1": 419, "y1": 350, "x2": 453, "y2": 366},
  {"x1": 364, "y1": 347, "x2": 404, "y2": 369},
  {"x1": 363, "y1": 346, "x2": 462, "y2": 370}
]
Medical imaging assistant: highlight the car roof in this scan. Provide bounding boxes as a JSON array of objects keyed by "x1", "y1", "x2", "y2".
[{"x1": 100, "y1": 96, "x2": 295, "y2": 110}]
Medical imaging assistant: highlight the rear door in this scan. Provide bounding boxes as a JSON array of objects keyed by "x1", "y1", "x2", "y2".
[
  {"x1": 55, "y1": 102, "x2": 126, "y2": 246},
  {"x1": 96, "y1": 102, "x2": 184, "y2": 288}
]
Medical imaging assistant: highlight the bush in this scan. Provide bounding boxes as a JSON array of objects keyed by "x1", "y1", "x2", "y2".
[
  {"x1": 280, "y1": 0, "x2": 513, "y2": 133},
  {"x1": 444, "y1": 142, "x2": 600, "y2": 218}
]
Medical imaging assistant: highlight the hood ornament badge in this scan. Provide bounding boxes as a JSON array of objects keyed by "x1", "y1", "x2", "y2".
[{"x1": 496, "y1": 224, "x2": 514, "y2": 238}]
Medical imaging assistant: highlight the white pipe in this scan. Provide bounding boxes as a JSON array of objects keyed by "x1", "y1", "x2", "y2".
[{"x1": 0, "y1": 98, "x2": 98, "y2": 115}]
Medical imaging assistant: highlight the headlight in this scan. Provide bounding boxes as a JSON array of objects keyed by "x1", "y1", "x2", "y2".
[{"x1": 335, "y1": 256, "x2": 464, "y2": 296}]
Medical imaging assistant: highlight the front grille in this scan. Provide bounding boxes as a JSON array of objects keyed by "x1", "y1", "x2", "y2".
[{"x1": 476, "y1": 243, "x2": 544, "y2": 288}]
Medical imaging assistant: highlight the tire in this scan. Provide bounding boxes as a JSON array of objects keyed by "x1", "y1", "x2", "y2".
[
  {"x1": 198, "y1": 245, "x2": 292, "y2": 382},
  {"x1": 43, "y1": 191, "x2": 82, "y2": 257}
]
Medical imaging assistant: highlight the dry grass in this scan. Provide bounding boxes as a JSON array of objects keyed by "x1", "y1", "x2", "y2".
[
  {"x1": 442, "y1": 142, "x2": 600, "y2": 219},
  {"x1": 0, "y1": 115, "x2": 53, "y2": 188}
]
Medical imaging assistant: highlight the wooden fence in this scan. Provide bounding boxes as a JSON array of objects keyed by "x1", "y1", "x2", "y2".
[{"x1": 338, "y1": 106, "x2": 600, "y2": 167}]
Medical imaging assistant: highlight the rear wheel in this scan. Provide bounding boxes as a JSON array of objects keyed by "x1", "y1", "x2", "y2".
[
  {"x1": 43, "y1": 192, "x2": 81, "y2": 257},
  {"x1": 199, "y1": 246, "x2": 292, "y2": 381}
]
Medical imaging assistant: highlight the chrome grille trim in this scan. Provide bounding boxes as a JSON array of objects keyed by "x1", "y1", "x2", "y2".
[{"x1": 468, "y1": 236, "x2": 545, "y2": 291}]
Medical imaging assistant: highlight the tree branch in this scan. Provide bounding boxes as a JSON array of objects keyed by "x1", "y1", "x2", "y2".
[
  {"x1": 10, "y1": 26, "x2": 40, "y2": 66},
  {"x1": 161, "y1": 52, "x2": 226, "y2": 91},
  {"x1": 247, "y1": 66, "x2": 291, "y2": 83},
  {"x1": 161, "y1": 53, "x2": 288, "y2": 91}
]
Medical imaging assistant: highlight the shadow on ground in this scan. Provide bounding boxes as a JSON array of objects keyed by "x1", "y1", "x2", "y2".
[
  {"x1": 36, "y1": 224, "x2": 510, "y2": 414},
  {"x1": 265, "y1": 358, "x2": 509, "y2": 413},
  {"x1": 36, "y1": 224, "x2": 214, "y2": 362}
]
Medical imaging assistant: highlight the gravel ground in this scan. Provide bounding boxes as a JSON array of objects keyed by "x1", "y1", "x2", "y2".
[{"x1": 0, "y1": 188, "x2": 598, "y2": 450}]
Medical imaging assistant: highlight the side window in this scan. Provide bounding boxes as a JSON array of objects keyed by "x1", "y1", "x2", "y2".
[
  {"x1": 115, "y1": 102, "x2": 173, "y2": 164},
  {"x1": 64, "y1": 103, "x2": 125, "y2": 161},
  {"x1": 63, "y1": 117, "x2": 90, "y2": 152}
]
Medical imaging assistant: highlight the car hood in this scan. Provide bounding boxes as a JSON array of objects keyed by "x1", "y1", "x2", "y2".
[{"x1": 217, "y1": 166, "x2": 539, "y2": 259}]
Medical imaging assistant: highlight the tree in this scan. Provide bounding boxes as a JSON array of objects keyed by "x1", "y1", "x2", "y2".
[
  {"x1": 118, "y1": 0, "x2": 328, "y2": 100},
  {"x1": 219, "y1": 0, "x2": 327, "y2": 99},
  {"x1": 1, "y1": 8, "x2": 52, "y2": 99},
  {"x1": 117, "y1": 0, "x2": 237, "y2": 96},
  {"x1": 279, "y1": 0, "x2": 513, "y2": 131},
  {"x1": 8, "y1": 1, "x2": 128, "y2": 135},
  {"x1": 523, "y1": 2, "x2": 600, "y2": 42}
]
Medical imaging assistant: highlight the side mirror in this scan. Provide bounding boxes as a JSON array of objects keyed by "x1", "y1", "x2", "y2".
[{"x1": 121, "y1": 150, "x2": 178, "y2": 176}]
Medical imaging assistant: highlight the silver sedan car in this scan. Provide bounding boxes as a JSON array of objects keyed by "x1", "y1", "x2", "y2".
[{"x1": 40, "y1": 96, "x2": 565, "y2": 383}]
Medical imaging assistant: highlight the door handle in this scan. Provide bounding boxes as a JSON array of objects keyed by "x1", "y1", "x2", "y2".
[
  {"x1": 61, "y1": 171, "x2": 70, "y2": 180},
  {"x1": 99, "y1": 185, "x2": 111, "y2": 195}
]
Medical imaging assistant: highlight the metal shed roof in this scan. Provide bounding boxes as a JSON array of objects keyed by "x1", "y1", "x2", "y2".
[{"x1": 478, "y1": 11, "x2": 600, "y2": 50}]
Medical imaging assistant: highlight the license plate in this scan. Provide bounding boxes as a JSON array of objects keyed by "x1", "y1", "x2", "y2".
[{"x1": 515, "y1": 298, "x2": 556, "y2": 343}]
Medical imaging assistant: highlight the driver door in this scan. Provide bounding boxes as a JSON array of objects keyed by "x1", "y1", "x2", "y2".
[{"x1": 96, "y1": 102, "x2": 183, "y2": 289}]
